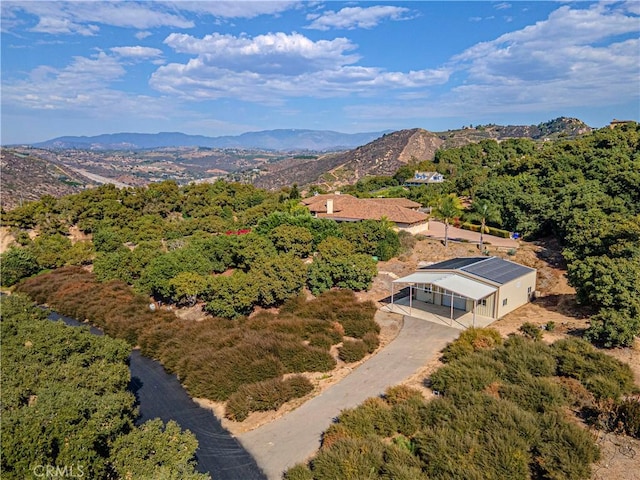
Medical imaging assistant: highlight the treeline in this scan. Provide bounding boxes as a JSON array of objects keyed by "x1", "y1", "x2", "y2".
[
  {"x1": 1, "y1": 180, "x2": 398, "y2": 318},
  {"x1": 0, "y1": 294, "x2": 208, "y2": 480},
  {"x1": 285, "y1": 328, "x2": 639, "y2": 480},
  {"x1": 348, "y1": 125, "x2": 640, "y2": 347},
  {"x1": 15, "y1": 269, "x2": 380, "y2": 420}
]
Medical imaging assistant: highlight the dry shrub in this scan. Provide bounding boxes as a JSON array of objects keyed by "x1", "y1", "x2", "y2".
[
  {"x1": 384, "y1": 385, "x2": 424, "y2": 406},
  {"x1": 338, "y1": 339, "x2": 368, "y2": 363},
  {"x1": 321, "y1": 423, "x2": 353, "y2": 450},
  {"x1": 362, "y1": 331, "x2": 380, "y2": 353},
  {"x1": 225, "y1": 375, "x2": 313, "y2": 421}
]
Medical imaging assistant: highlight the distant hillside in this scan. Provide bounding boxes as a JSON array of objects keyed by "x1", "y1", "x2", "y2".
[
  {"x1": 0, "y1": 149, "x2": 89, "y2": 210},
  {"x1": 252, "y1": 117, "x2": 593, "y2": 190},
  {"x1": 31, "y1": 129, "x2": 392, "y2": 151},
  {"x1": 439, "y1": 117, "x2": 593, "y2": 149},
  {"x1": 253, "y1": 129, "x2": 442, "y2": 190}
]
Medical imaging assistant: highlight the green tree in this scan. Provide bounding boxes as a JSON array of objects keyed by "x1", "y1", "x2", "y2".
[
  {"x1": 30, "y1": 233, "x2": 72, "y2": 268},
  {"x1": 111, "y1": 419, "x2": 208, "y2": 480},
  {"x1": 340, "y1": 220, "x2": 400, "y2": 260},
  {"x1": 0, "y1": 247, "x2": 40, "y2": 286},
  {"x1": 253, "y1": 254, "x2": 308, "y2": 307},
  {"x1": 233, "y1": 233, "x2": 277, "y2": 271},
  {"x1": 467, "y1": 198, "x2": 501, "y2": 251},
  {"x1": 316, "y1": 236, "x2": 356, "y2": 258},
  {"x1": 307, "y1": 254, "x2": 377, "y2": 295},
  {"x1": 203, "y1": 271, "x2": 258, "y2": 318},
  {"x1": 269, "y1": 224, "x2": 313, "y2": 258},
  {"x1": 169, "y1": 271, "x2": 208, "y2": 306},
  {"x1": 433, "y1": 194, "x2": 463, "y2": 247}
]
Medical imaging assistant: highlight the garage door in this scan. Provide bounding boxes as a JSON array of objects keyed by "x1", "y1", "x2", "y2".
[{"x1": 442, "y1": 293, "x2": 467, "y2": 311}]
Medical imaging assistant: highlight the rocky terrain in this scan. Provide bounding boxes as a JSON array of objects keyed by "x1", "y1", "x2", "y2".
[{"x1": 0, "y1": 149, "x2": 89, "y2": 210}]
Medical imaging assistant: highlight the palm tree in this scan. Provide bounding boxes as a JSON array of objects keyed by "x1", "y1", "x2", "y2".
[
  {"x1": 468, "y1": 198, "x2": 501, "y2": 251},
  {"x1": 433, "y1": 194, "x2": 463, "y2": 247}
]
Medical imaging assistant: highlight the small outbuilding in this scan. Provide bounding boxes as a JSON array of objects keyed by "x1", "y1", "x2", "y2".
[{"x1": 390, "y1": 256, "x2": 536, "y2": 327}]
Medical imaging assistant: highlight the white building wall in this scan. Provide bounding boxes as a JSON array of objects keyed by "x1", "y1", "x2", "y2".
[{"x1": 495, "y1": 270, "x2": 537, "y2": 318}]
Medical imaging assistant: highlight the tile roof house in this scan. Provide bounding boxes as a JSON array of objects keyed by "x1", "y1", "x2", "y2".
[
  {"x1": 302, "y1": 193, "x2": 428, "y2": 233},
  {"x1": 389, "y1": 256, "x2": 537, "y2": 326}
]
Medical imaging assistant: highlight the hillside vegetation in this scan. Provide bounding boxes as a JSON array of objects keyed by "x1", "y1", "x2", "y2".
[
  {"x1": 2, "y1": 179, "x2": 397, "y2": 419},
  {"x1": 252, "y1": 117, "x2": 592, "y2": 190},
  {"x1": 0, "y1": 150, "x2": 88, "y2": 209},
  {"x1": 285, "y1": 330, "x2": 638, "y2": 480}
]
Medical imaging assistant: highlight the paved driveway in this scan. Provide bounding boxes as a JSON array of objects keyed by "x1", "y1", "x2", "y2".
[
  {"x1": 426, "y1": 220, "x2": 519, "y2": 248},
  {"x1": 238, "y1": 314, "x2": 459, "y2": 479}
]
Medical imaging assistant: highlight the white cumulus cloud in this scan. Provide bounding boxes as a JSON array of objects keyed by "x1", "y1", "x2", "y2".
[{"x1": 152, "y1": 30, "x2": 449, "y2": 101}]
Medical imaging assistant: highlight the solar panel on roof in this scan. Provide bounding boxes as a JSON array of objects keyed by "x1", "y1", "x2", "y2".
[
  {"x1": 419, "y1": 257, "x2": 485, "y2": 271},
  {"x1": 461, "y1": 257, "x2": 534, "y2": 284}
]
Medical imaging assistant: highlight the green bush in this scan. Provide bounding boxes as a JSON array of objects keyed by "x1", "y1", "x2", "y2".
[
  {"x1": 499, "y1": 376, "x2": 568, "y2": 413},
  {"x1": 383, "y1": 385, "x2": 425, "y2": 405},
  {"x1": 311, "y1": 437, "x2": 385, "y2": 480},
  {"x1": 460, "y1": 222, "x2": 482, "y2": 233},
  {"x1": 391, "y1": 401, "x2": 423, "y2": 437},
  {"x1": 284, "y1": 464, "x2": 314, "y2": 480},
  {"x1": 535, "y1": 412, "x2": 601, "y2": 480},
  {"x1": 487, "y1": 226, "x2": 511, "y2": 238},
  {"x1": 615, "y1": 398, "x2": 640, "y2": 438},
  {"x1": 339, "y1": 339, "x2": 369, "y2": 363},
  {"x1": 552, "y1": 338, "x2": 635, "y2": 400},
  {"x1": 441, "y1": 327, "x2": 503, "y2": 362},
  {"x1": 519, "y1": 322, "x2": 543, "y2": 341}
]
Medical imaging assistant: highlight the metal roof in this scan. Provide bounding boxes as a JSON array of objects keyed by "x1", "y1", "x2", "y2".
[
  {"x1": 393, "y1": 272, "x2": 497, "y2": 301},
  {"x1": 461, "y1": 257, "x2": 535, "y2": 284}
]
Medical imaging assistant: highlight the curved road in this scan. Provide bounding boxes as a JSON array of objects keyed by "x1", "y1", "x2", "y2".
[{"x1": 238, "y1": 314, "x2": 459, "y2": 479}]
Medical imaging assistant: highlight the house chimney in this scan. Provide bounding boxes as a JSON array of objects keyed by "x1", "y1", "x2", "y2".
[{"x1": 326, "y1": 199, "x2": 334, "y2": 215}]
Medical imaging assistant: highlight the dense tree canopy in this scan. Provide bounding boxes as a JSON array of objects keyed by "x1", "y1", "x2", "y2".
[{"x1": 0, "y1": 294, "x2": 208, "y2": 480}]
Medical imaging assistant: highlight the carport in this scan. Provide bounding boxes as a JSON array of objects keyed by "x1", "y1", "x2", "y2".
[{"x1": 390, "y1": 272, "x2": 497, "y2": 328}]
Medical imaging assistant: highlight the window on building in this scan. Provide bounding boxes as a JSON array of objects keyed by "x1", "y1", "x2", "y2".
[
  {"x1": 502, "y1": 298, "x2": 508, "y2": 307},
  {"x1": 480, "y1": 299, "x2": 487, "y2": 306},
  {"x1": 527, "y1": 286, "x2": 532, "y2": 294}
]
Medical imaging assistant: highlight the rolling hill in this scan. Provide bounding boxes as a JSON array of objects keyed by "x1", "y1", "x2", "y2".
[{"x1": 252, "y1": 117, "x2": 593, "y2": 190}]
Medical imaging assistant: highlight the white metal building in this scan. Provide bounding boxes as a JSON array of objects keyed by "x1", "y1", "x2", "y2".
[{"x1": 390, "y1": 257, "x2": 537, "y2": 326}]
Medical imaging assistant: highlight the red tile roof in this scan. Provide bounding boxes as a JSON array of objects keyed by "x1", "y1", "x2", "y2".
[{"x1": 303, "y1": 194, "x2": 428, "y2": 225}]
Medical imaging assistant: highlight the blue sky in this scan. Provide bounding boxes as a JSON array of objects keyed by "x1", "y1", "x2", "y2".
[{"x1": 1, "y1": 1, "x2": 639, "y2": 144}]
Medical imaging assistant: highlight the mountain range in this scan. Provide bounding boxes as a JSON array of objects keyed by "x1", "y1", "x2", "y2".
[
  {"x1": 32, "y1": 129, "x2": 393, "y2": 151},
  {"x1": 2, "y1": 117, "x2": 594, "y2": 208}
]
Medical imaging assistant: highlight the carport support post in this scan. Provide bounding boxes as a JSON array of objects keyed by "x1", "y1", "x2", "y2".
[
  {"x1": 450, "y1": 291, "x2": 454, "y2": 322},
  {"x1": 473, "y1": 300, "x2": 477, "y2": 328},
  {"x1": 409, "y1": 284, "x2": 413, "y2": 316}
]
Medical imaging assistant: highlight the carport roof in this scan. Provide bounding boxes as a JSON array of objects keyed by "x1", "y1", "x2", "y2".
[{"x1": 393, "y1": 272, "x2": 497, "y2": 301}]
